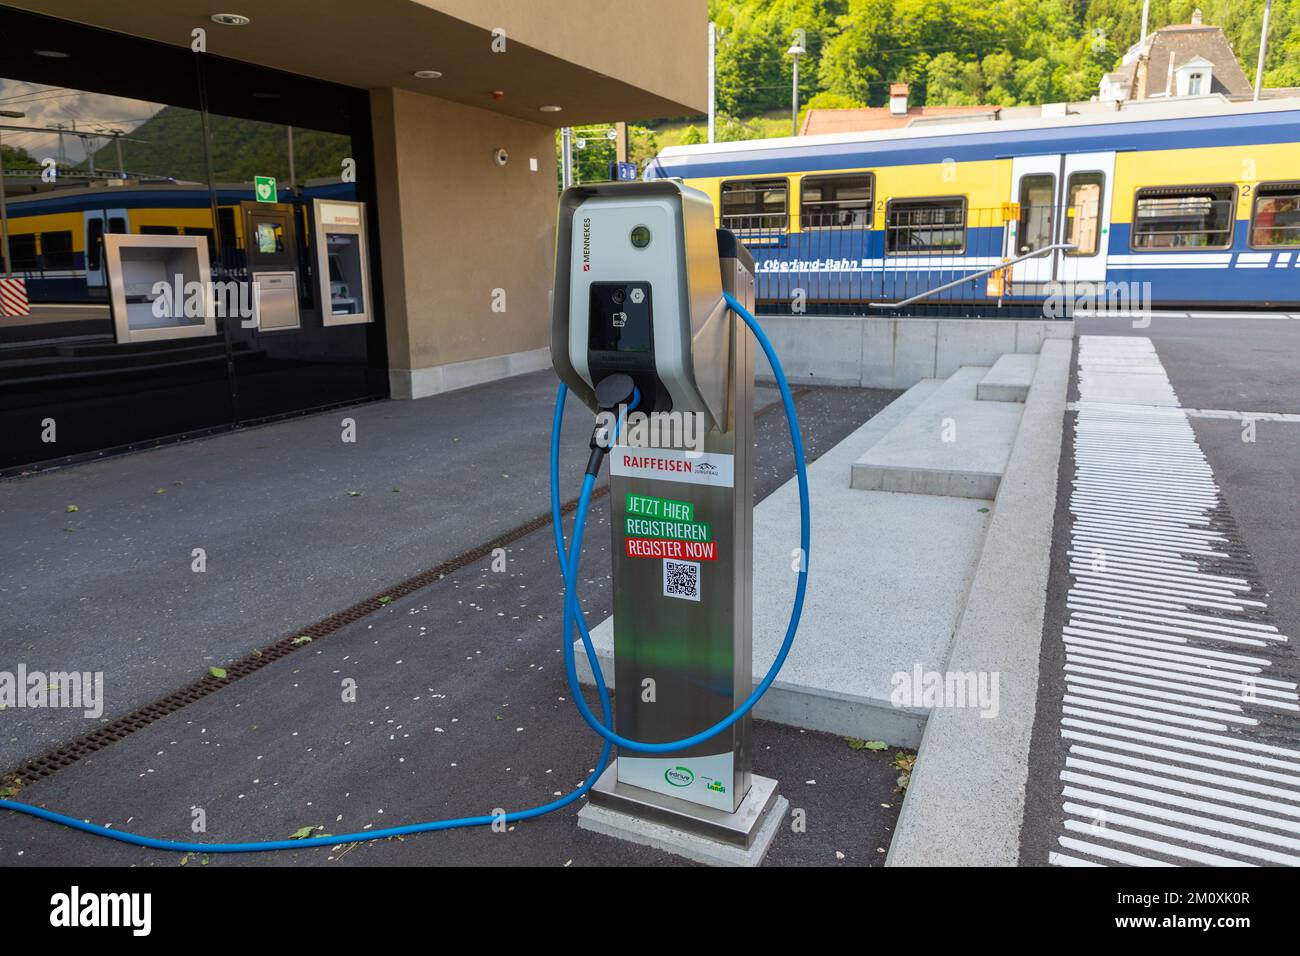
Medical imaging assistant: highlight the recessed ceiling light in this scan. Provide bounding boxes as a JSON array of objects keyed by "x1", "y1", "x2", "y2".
[
  {"x1": 252, "y1": 92, "x2": 280, "y2": 99},
  {"x1": 33, "y1": 49, "x2": 70, "y2": 58},
  {"x1": 539, "y1": 105, "x2": 562, "y2": 112},
  {"x1": 210, "y1": 13, "x2": 251, "y2": 26},
  {"x1": 412, "y1": 70, "x2": 442, "y2": 79}
]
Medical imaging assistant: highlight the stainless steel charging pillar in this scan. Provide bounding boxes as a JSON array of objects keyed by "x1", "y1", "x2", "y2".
[{"x1": 588, "y1": 233, "x2": 780, "y2": 846}]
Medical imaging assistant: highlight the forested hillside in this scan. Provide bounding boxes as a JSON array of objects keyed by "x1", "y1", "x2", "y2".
[
  {"x1": 87, "y1": 109, "x2": 350, "y2": 184},
  {"x1": 711, "y1": 0, "x2": 1300, "y2": 113}
]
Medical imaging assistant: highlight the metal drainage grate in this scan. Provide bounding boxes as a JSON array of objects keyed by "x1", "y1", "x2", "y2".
[
  {"x1": 2, "y1": 389, "x2": 806, "y2": 791},
  {"x1": 1, "y1": 489, "x2": 602, "y2": 790}
]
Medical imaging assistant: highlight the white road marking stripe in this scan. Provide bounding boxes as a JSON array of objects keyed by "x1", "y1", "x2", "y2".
[
  {"x1": 1064, "y1": 659, "x2": 1297, "y2": 704},
  {"x1": 1062, "y1": 719, "x2": 1300, "y2": 773},
  {"x1": 1066, "y1": 596, "x2": 1281, "y2": 637},
  {"x1": 1056, "y1": 835, "x2": 1176, "y2": 867},
  {"x1": 1046, "y1": 336, "x2": 1300, "y2": 866},
  {"x1": 1063, "y1": 628, "x2": 1280, "y2": 672},
  {"x1": 1062, "y1": 707, "x2": 1300, "y2": 760},
  {"x1": 1061, "y1": 818, "x2": 1254, "y2": 866},
  {"x1": 1064, "y1": 682, "x2": 1255, "y2": 721},
  {"x1": 1068, "y1": 612, "x2": 1273, "y2": 646},
  {"x1": 1064, "y1": 786, "x2": 1300, "y2": 840},
  {"x1": 1064, "y1": 637, "x2": 1268, "y2": 678},
  {"x1": 1063, "y1": 732, "x2": 1300, "y2": 786},
  {"x1": 1048, "y1": 850, "x2": 1105, "y2": 867},
  {"x1": 1063, "y1": 692, "x2": 1234, "y2": 730},
  {"x1": 1065, "y1": 648, "x2": 1288, "y2": 692},
  {"x1": 1067, "y1": 754, "x2": 1300, "y2": 804},
  {"x1": 1063, "y1": 803, "x2": 1300, "y2": 864}
]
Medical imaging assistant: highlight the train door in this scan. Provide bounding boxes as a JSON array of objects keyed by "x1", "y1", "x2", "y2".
[
  {"x1": 1007, "y1": 152, "x2": 1115, "y2": 284},
  {"x1": 1008, "y1": 156, "x2": 1059, "y2": 283},
  {"x1": 84, "y1": 207, "x2": 129, "y2": 289},
  {"x1": 1058, "y1": 153, "x2": 1115, "y2": 283}
]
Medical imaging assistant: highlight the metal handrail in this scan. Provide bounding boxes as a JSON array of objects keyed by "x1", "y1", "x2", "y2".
[{"x1": 868, "y1": 242, "x2": 1077, "y2": 309}]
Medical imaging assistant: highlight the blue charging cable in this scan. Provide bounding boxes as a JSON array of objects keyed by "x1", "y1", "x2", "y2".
[{"x1": 0, "y1": 291, "x2": 809, "y2": 853}]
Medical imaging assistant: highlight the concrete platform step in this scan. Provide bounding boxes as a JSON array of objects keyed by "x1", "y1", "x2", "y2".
[
  {"x1": 976, "y1": 353, "x2": 1037, "y2": 403},
  {"x1": 575, "y1": 377, "x2": 990, "y2": 748},
  {"x1": 850, "y1": 366, "x2": 1023, "y2": 500}
]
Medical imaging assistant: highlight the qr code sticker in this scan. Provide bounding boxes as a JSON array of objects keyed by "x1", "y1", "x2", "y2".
[{"x1": 663, "y1": 559, "x2": 701, "y2": 602}]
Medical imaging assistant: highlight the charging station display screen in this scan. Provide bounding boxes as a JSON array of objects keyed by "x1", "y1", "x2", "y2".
[{"x1": 589, "y1": 282, "x2": 652, "y2": 354}]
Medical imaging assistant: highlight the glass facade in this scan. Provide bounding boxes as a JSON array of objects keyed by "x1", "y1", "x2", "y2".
[{"x1": 0, "y1": 7, "x2": 387, "y2": 472}]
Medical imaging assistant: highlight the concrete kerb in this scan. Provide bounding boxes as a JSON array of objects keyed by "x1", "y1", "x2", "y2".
[
  {"x1": 885, "y1": 336, "x2": 1073, "y2": 867},
  {"x1": 753, "y1": 314, "x2": 1073, "y2": 390}
]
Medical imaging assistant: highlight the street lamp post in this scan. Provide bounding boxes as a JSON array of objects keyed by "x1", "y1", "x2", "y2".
[
  {"x1": 0, "y1": 109, "x2": 26, "y2": 279},
  {"x1": 1255, "y1": 0, "x2": 1273, "y2": 101},
  {"x1": 707, "y1": 22, "x2": 717, "y2": 144},
  {"x1": 787, "y1": 38, "x2": 806, "y2": 137}
]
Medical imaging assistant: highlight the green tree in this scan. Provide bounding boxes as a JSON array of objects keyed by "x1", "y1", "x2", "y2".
[
  {"x1": 679, "y1": 124, "x2": 706, "y2": 145},
  {"x1": 0, "y1": 142, "x2": 39, "y2": 170}
]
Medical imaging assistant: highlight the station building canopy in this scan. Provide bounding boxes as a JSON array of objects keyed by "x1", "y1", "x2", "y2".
[{"x1": 7, "y1": 0, "x2": 707, "y2": 124}]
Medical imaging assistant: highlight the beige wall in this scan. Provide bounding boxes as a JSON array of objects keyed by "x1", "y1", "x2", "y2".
[
  {"x1": 428, "y1": 0, "x2": 706, "y2": 115},
  {"x1": 372, "y1": 87, "x2": 560, "y2": 397}
]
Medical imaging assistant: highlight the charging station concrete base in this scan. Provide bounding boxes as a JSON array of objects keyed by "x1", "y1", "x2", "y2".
[{"x1": 578, "y1": 762, "x2": 786, "y2": 867}]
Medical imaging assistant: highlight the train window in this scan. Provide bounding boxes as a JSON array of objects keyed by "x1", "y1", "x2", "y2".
[
  {"x1": 800, "y1": 174, "x2": 873, "y2": 228},
  {"x1": 1250, "y1": 182, "x2": 1300, "y2": 248},
  {"x1": 184, "y1": 227, "x2": 217, "y2": 262},
  {"x1": 885, "y1": 197, "x2": 966, "y2": 255},
  {"x1": 108, "y1": 216, "x2": 127, "y2": 234},
  {"x1": 40, "y1": 230, "x2": 75, "y2": 270},
  {"x1": 1017, "y1": 174, "x2": 1056, "y2": 254},
  {"x1": 720, "y1": 179, "x2": 788, "y2": 234},
  {"x1": 141, "y1": 225, "x2": 180, "y2": 235},
  {"x1": 8, "y1": 234, "x2": 38, "y2": 271},
  {"x1": 1132, "y1": 185, "x2": 1235, "y2": 250},
  {"x1": 1065, "y1": 172, "x2": 1105, "y2": 257}
]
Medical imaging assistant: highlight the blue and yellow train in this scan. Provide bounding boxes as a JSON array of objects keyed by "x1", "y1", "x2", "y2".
[
  {"x1": 0, "y1": 179, "x2": 355, "y2": 303},
  {"x1": 646, "y1": 99, "x2": 1300, "y2": 311}
]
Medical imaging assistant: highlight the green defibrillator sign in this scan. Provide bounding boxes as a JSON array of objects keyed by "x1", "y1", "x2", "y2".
[{"x1": 254, "y1": 175, "x2": 277, "y2": 203}]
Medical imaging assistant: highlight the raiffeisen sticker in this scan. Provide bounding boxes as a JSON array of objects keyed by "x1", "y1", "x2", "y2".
[{"x1": 609, "y1": 448, "x2": 734, "y2": 487}]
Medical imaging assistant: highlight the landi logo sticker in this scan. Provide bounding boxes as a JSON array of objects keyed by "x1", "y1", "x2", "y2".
[{"x1": 664, "y1": 765, "x2": 694, "y2": 787}]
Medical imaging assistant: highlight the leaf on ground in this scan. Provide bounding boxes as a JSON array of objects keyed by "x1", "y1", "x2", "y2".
[
  {"x1": 378, "y1": 596, "x2": 393, "y2": 605},
  {"x1": 288, "y1": 826, "x2": 320, "y2": 840},
  {"x1": 846, "y1": 738, "x2": 888, "y2": 751},
  {"x1": 208, "y1": 666, "x2": 228, "y2": 679},
  {"x1": 977, "y1": 507, "x2": 990, "y2": 513},
  {"x1": 155, "y1": 488, "x2": 166, "y2": 495},
  {"x1": 894, "y1": 752, "x2": 916, "y2": 792},
  {"x1": 66, "y1": 504, "x2": 78, "y2": 513},
  {"x1": 347, "y1": 490, "x2": 362, "y2": 497},
  {"x1": 291, "y1": 636, "x2": 312, "y2": 646}
]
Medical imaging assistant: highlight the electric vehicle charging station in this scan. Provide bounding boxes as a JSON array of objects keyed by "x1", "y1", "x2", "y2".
[
  {"x1": 552, "y1": 180, "x2": 781, "y2": 849},
  {"x1": 1, "y1": 179, "x2": 808, "y2": 865}
]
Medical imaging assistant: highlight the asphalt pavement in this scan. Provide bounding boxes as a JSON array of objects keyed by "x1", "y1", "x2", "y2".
[
  {"x1": 1022, "y1": 314, "x2": 1300, "y2": 866},
  {"x1": 1, "y1": 379, "x2": 909, "y2": 867}
]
